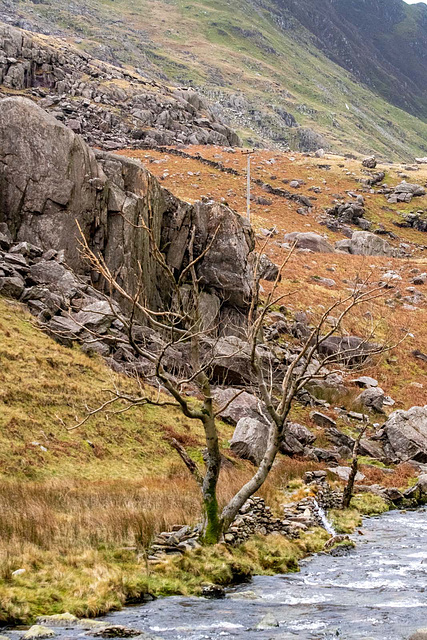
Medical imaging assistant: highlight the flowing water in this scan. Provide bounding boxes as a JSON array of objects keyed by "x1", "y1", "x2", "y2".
[
  {"x1": 312, "y1": 499, "x2": 336, "y2": 536},
  {"x1": 8, "y1": 509, "x2": 427, "y2": 640}
]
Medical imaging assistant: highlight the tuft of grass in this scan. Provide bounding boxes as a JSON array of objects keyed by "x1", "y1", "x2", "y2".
[
  {"x1": 350, "y1": 493, "x2": 390, "y2": 516},
  {"x1": 329, "y1": 492, "x2": 390, "y2": 533},
  {"x1": 329, "y1": 508, "x2": 362, "y2": 534}
]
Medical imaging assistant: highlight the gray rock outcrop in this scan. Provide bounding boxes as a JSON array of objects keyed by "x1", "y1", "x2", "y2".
[
  {"x1": 335, "y1": 231, "x2": 397, "y2": 257},
  {"x1": 0, "y1": 97, "x2": 253, "y2": 329},
  {"x1": 283, "y1": 232, "x2": 335, "y2": 253},
  {"x1": 387, "y1": 181, "x2": 426, "y2": 204},
  {"x1": 230, "y1": 417, "x2": 269, "y2": 465}
]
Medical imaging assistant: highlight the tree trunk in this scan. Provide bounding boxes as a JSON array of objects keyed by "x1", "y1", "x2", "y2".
[
  {"x1": 201, "y1": 412, "x2": 223, "y2": 544},
  {"x1": 221, "y1": 422, "x2": 280, "y2": 532},
  {"x1": 202, "y1": 485, "x2": 222, "y2": 544},
  {"x1": 342, "y1": 426, "x2": 367, "y2": 509},
  {"x1": 341, "y1": 455, "x2": 359, "y2": 509}
]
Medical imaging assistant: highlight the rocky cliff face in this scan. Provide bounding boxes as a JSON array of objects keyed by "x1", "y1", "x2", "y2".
[
  {"x1": 0, "y1": 23, "x2": 240, "y2": 150},
  {"x1": 0, "y1": 97, "x2": 253, "y2": 327}
]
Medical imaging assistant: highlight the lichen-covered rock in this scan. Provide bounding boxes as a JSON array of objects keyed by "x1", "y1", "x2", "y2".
[
  {"x1": 336, "y1": 231, "x2": 397, "y2": 257},
  {"x1": 379, "y1": 406, "x2": 427, "y2": 463},
  {"x1": 23, "y1": 626, "x2": 55, "y2": 640},
  {"x1": 283, "y1": 231, "x2": 335, "y2": 253},
  {"x1": 212, "y1": 388, "x2": 260, "y2": 425},
  {"x1": 230, "y1": 416, "x2": 270, "y2": 465}
]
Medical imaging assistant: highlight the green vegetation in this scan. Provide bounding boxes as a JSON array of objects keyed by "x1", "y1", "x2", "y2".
[
  {"x1": 0, "y1": 531, "x2": 331, "y2": 625},
  {"x1": 7, "y1": 0, "x2": 427, "y2": 158},
  {"x1": 330, "y1": 493, "x2": 390, "y2": 533}
]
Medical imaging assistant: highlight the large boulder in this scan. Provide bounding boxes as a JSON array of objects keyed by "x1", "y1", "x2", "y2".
[
  {"x1": 355, "y1": 387, "x2": 386, "y2": 413},
  {"x1": 317, "y1": 335, "x2": 378, "y2": 365},
  {"x1": 379, "y1": 406, "x2": 427, "y2": 463},
  {"x1": 283, "y1": 232, "x2": 335, "y2": 253},
  {"x1": 281, "y1": 422, "x2": 315, "y2": 456},
  {"x1": 211, "y1": 336, "x2": 253, "y2": 386},
  {"x1": 230, "y1": 417, "x2": 270, "y2": 466},
  {"x1": 336, "y1": 231, "x2": 396, "y2": 257},
  {"x1": 212, "y1": 388, "x2": 261, "y2": 425}
]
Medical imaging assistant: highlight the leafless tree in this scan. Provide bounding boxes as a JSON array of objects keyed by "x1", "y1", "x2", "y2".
[
  {"x1": 68, "y1": 217, "x2": 402, "y2": 544},
  {"x1": 341, "y1": 424, "x2": 369, "y2": 509}
]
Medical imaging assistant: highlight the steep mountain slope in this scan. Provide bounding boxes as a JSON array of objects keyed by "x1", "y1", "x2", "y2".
[
  {"x1": 1, "y1": 0, "x2": 427, "y2": 158},
  {"x1": 274, "y1": 0, "x2": 427, "y2": 117}
]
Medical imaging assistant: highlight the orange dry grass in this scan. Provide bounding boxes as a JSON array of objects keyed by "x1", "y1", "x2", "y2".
[
  {"x1": 361, "y1": 462, "x2": 417, "y2": 489},
  {"x1": 0, "y1": 458, "x2": 324, "y2": 558},
  {"x1": 117, "y1": 145, "x2": 427, "y2": 409}
]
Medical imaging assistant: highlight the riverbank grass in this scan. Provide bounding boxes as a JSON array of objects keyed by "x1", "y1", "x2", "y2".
[
  {"x1": 329, "y1": 493, "x2": 390, "y2": 534},
  {"x1": 0, "y1": 530, "x2": 329, "y2": 625}
]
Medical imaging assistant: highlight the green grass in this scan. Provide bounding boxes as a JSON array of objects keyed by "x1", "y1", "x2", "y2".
[
  {"x1": 330, "y1": 493, "x2": 390, "y2": 533},
  {"x1": 0, "y1": 297, "x2": 232, "y2": 481}
]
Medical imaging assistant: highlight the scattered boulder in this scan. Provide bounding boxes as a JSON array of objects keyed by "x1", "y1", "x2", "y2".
[
  {"x1": 317, "y1": 335, "x2": 378, "y2": 365},
  {"x1": 310, "y1": 448, "x2": 341, "y2": 464},
  {"x1": 352, "y1": 376, "x2": 378, "y2": 389},
  {"x1": 230, "y1": 416, "x2": 269, "y2": 465},
  {"x1": 355, "y1": 387, "x2": 386, "y2": 413},
  {"x1": 211, "y1": 336, "x2": 253, "y2": 386},
  {"x1": 378, "y1": 406, "x2": 427, "y2": 463},
  {"x1": 336, "y1": 231, "x2": 397, "y2": 257},
  {"x1": 73, "y1": 300, "x2": 118, "y2": 334},
  {"x1": 310, "y1": 411, "x2": 336, "y2": 428},
  {"x1": 283, "y1": 232, "x2": 335, "y2": 253},
  {"x1": 362, "y1": 156, "x2": 377, "y2": 169},
  {"x1": 328, "y1": 466, "x2": 365, "y2": 482},
  {"x1": 387, "y1": 181, "x2": 426, "y2": 204},
  {"x1": 212, "y1": 388, "x2": 260, "y2": 426},
  {"x1": 326, "y1": 427, "x2": 354, "y2": 450},
  {"x1": 281, "y1": 422, "x2": 316, "y2": 456}
]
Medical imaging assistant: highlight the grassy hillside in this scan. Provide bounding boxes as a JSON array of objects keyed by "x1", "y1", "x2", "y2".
[
  {"x1": 0, "y1": 294, "x2": 417, "y2": 624},
  {"x1": 0, "y1": 298, "x2": 334, "y2": 623},
  {"x1": 2, "y1": 0, "x2": 427, "y2": 158}
]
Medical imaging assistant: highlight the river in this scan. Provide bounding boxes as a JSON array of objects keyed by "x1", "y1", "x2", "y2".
[
  {"x1": 101, "y1": 508, "x2": 427, "y2": 639},
  {"x1": 10, "y1": 509, "x2": 427, "y2": 640}
]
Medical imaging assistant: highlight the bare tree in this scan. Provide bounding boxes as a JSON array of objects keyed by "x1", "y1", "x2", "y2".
[
  {"x1": 68, "y1": 218, "x2": 401, "y2": 544},
  {"x1": 341, "y1": 423, "x2": 369, "y2": 509}
]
